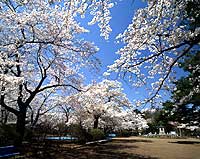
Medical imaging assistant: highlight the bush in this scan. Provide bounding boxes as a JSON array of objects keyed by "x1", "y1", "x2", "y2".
[
  {"x1": 68, "y1": 124, "x2": 90, "y2": 144},
  {"x1": 89, "y1": 129, "x2": 105, "y2": 141},
  {"x1": 24, "y1": 127, "x2": 34, "y2": 141},
  {"x1": 0, "y1": 124, "x2": 17, "y2": 146},
  {"x1": 117, "y1": 129, "x2": 133, "y2": 137}
]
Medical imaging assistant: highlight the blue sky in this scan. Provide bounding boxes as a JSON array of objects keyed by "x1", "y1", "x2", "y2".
[{"x1": 78, "y1": 0, "x2": 150, "y2": 106}]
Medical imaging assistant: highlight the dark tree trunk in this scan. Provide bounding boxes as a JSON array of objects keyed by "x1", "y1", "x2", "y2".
[
  {"x1": 0, "y1": 108, "x2": 8, "y2": 124},
  {"x1": 30, "y1": 111, "x2": 40, "y2": 130},
  {"x1": 14, "y1": 110, "x2": 26, "y2": 146},
  {"x1": 93, "y1": 116, "x2": 99, "y2": 129}
]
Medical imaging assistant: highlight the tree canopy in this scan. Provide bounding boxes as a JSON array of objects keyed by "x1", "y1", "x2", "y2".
[{"x1": 106, "y1": 0, "x2": 200, "y2": 105}]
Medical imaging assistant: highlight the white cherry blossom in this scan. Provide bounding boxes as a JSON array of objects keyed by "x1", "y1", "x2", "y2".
[{"x1": 106, "y1": 0, "x2": 200, "y2": 105}]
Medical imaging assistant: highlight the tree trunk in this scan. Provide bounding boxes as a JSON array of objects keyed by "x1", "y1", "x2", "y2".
[
  {"x1": 15, "y1": 111, "x2": 26, "y2": 146},
  {"x1": 0, "y1": 108, "x2": 8, "y2": 124},
  {"x1": 30, "y1": 111, "x2": 40, "y2": 130},
  {"x1": 93, "y1": 116, "x2": 99, "y2": 129}
]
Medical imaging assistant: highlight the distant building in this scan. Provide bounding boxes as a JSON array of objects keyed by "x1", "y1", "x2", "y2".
[{"x1": 158, "y1": 126, "x2": 165, "y2": 135}]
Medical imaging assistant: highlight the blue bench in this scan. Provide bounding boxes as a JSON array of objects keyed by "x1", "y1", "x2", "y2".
[
  {"x1": 0, "y1": 145, "x2": 20, "y2": 158},
  {"x1": 108, "y1": 133, "x2": 116, "y2": 138}
]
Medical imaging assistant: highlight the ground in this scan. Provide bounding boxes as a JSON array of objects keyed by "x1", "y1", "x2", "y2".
[
  {"x1": 24, "y1": 136, "x2": 200, "y2": 159},
  {"x1": 108, "y1": 137, "x2": 200, "y2": 159}
]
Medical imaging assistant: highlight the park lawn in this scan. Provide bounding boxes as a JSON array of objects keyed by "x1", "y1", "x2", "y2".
[{"x1": 23, "y1": 136, "x2": 200, "y2": 159}]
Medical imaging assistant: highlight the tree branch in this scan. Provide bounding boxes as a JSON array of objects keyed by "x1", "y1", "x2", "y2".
[
  {"x1": 23, "y1": 82, "x2": 33, "y2": 94},
  {"x1": 146, "y1": 45, "x2": 194, "y2": 104},
  {"x1": 0, "y1": 95, "x2": 19, "y2": 116},
  {"x1": 38, "y1": 84, "x2": 82, "y2": 93}
]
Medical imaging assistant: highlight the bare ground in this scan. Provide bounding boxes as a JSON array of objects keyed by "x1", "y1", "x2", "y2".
[
  {"x1": 110, "y1": 137, "x2": 200, "y2": 159},
  {"x1": 24, "y1": 136, "x2": 200, "y2": 159}
]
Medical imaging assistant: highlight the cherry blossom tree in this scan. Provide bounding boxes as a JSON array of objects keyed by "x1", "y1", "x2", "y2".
[
  {"x1": 66, "y1": 80, "x2": 131, "y2": 129},
  {"x1": 67, "y1": 103, "x2": 148, "y2": 133},
  {"x1": 97, "y1": 108, "x2": 148, "y2": 133},
  {"x1": 63, "y1": 80, "x2": 148, "y2": 133},
  {"x1": 115, "y1": 109, "x2": 149, "y2": 132},
  {"x1": 106, "y1": 0, "x2": 200, "y2": 106},
  {"x1": 0, "y1": 0, "x2": 114, "y2": 145}
]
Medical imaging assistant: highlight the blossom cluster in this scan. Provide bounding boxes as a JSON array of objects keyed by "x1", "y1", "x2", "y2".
[{"x1": 106, "y1": 0, "x2": 200, "y2": 105}]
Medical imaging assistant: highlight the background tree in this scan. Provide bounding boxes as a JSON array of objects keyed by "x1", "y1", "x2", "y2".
[
  {"x1": 142, "y1": 108, "x2": 162, "y2": 134},
  {"x1": 66, "y1": 80, "x2": 131, "y2": 129},
  {"x1": 162, "y1": 52, "x2": 200, "y2": 131},
  {"x1": 115, "y1": 109, "x2": 148, "y2": 135},
  {"x1": 65, "y1": 80, "x2": 148, "y2": 137}
]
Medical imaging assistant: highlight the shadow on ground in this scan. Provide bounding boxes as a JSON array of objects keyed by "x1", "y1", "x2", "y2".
[
  {"x1": 55, "y1": 143, "x2": 158, "y2": 159},
  {"x1": 26, "y1": 141, "x2": 158, "y2": 159},
  {"x1": 168, "y1": 141, "x2": 200, "y2": 145},
  {"x1": 113, "y1": 139, "x2": 153, "y2": 143}
]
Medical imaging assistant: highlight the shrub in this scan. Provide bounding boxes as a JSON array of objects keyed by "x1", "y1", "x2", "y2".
[
  {"x1": 89, "y1": 129, "x2": 105, "y2": 141},
  {"x1": 117, "y1": 129, "x2": 133, "y2": 137},
  {"x1": 0, "y1": 124, "x2": 17, "y2": 146},
  {"x1": 68, "y1": 124, "x2": 89, "y2": 143}
]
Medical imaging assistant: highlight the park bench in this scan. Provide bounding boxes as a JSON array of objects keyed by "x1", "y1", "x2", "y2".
[{"x1": 0, "y1": 145, "x2": 20, "y2": 158}]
